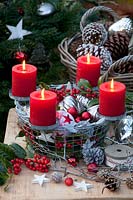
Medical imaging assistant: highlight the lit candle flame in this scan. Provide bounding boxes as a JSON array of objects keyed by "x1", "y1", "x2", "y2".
[
  {"x1": 87, "y1": 54, "x2": 90, "y2": 64},
  {"x1": 22, "y1": 60, "x2": 26, "y2": 71},
  {"x1": 41, "y1": 88, "x2": 45, "y2": 100},
  {"x1": 110, "y1": 79, "x2": 114, "y2": 90}
]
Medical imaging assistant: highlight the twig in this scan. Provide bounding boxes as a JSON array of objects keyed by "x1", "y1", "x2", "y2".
[{"x1": 99, "y1": 1, "x2": 118, "y2": 6}]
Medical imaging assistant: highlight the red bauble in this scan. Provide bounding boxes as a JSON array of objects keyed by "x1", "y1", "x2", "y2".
[
  {"x1": 18, "y1": 7, "x2": 24, "y2": 16},
  {"x1": 65, "y1": 177, "x2": 73, "y2": 186},
  {"x1": 81, "y1": 111, "x2": 92, "y2": 120},
  {"x1": 67, "y1": 157, "x2": 77, "y2": 167},
  {"x1": 87, "y1": 163, "x2": 98, "y2": 173},
  {"x1": 15, "y1": 51, "x2": 27, "y2": 63},
  {"x1": 67, "y1": 107, "x2": 78, "y2": 118}
]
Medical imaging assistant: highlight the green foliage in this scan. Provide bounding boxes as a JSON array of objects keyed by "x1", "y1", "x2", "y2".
[
  {"x1": 0, "y1": 142, "x2": 27, "y2": 185},
  {"x1": 9, "y1": 143, "x2": 27, "y2": 159},
  {"x1": 78, "y1": 79, "x2": 92, "y2": 89},
  {"x1": 0, "y1": 143, "x2": 15, "y2": 160}
]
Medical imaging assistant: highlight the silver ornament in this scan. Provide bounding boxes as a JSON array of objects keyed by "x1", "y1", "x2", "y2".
[
  {"x1": 115, "y1": 115, "x2": 133, "y2": 143},
  {"x1": 109, "y1": 18, "x2": 132, "y2": 35},
  {"x1": 37, "y1": 3, "x2": 55, "y2": 16}
]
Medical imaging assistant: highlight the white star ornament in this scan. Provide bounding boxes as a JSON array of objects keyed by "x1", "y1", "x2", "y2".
[
  {"x1": 32, "y1": 174, "x2": 50, "y2": 186},
  {"x1": 6, "y1": 19, "x2": 32, "y2": 40},
  {"x1": 74, "y1": 180, "x2": 93, "y2": 192}
]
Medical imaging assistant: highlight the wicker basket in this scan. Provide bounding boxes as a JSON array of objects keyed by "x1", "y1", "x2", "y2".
[
  {"x1": 58, "y1": 6, "x2": 133, "y2": 90},
  {"x1": 100, "y1": 55, "x2": 133, "y2": 92}
]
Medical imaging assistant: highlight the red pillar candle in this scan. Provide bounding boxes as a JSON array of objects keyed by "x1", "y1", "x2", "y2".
[
  {"x1": 99, "y1": 80, "x2": 126, "y2": 117},
  {"x1": 12, "y1": 61, "x2": 37, "y2": 97},
  {"x1": 76, "y1": 55, "x2": 101, "y2": 87},
  {"x1": 30, "y1": 89, "x2": 57, "y2": 126}
]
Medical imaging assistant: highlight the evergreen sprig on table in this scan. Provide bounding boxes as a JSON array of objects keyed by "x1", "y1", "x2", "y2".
[{"x1": 0, "y1": 142, "x2": 27, "y2": 186}]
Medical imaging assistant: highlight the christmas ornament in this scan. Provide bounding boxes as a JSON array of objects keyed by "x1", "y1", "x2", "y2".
[
  {"x1": 104, "y1": 31, "x2": 130, "y2": 61},
  {"x1": 18, "y1": 7, "x2": 24, "y2": 16},
  {"x1": 82, "y1": 140, "x2": 105, "y2": 165},
  {"x1": 36, "y1": 132, "x2": 54, "y2": 143},
  {"x1": 65, "y1": 177, "x2": 73, "y2": 186},
  {"x1": 115, "y1": 115, "x2": 133, "y2": 142},
  {"x1": 59, "y1": 95, "x2": 86, "y2": 114},
  {"x1": 6, "y1": 19, "x2": 32, "y2": 40},
  {"x1": 29, "y1": 43, "x2": 49, "y2": 66},
  {"x1": 37, "y1": 3, "x2": 55, "y2": 16},
  {"x1": 82, "y1": 22, "x2": 107, "y2": 46},
  {"x1": 109, "y1": 18, "x2": 132, "y2": 35},
  {"x1": 87, "y1": 163, "x2": 98, "y2": 173},
  {"x1": 126, "y1": 178, "x2": 133, "y2": 189},
  {"x1": 76, "y1": 43, "x2": 112, "y2": 70},
  {"x1": 81, "y1": 111, "x2": 92, "y2": 120},
  {"x1": 67, "y1": 156, "x2": 78, "y2": 167},
  {"x1": 14, "y1": 51, "x2": 27, "y2": 62},
  {"x1": 102, "y1": 176, "x2": 121, "y2": 193},
  {"x1": 74, "y1": 180, "x2": 93, "y2": 192},
  {"x1": 32, "y1": 174, "x2": 50, "y2": 186},
  {"x1": 51, "y1": 172, "x2": 62, "y2": 183},
  {"x1": 67, "y1": 107, "x2": 78, "y2": 118}
]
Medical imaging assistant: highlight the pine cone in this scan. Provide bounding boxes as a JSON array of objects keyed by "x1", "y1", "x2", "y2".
[
  {"x1": 126, "y1": 178, "x2": 133, "y2": 189},
  {"x1": 114, "y1": 62, "x2": 133, "y2": 74},
  {"x1": 104, "y1": 176, "x2": 120, "y2": 192},
  {"x1": 69, "y1": 36, "x2": 82, "y2": 58},
  {"x1": 76, "y1": 43, "x2": 112, "y2": 70},
  {"x1": 82, "y1": 22, "x2": 107, "y2": 46},
  {"x1": 104, "y1": 31, "x2": 130, "y2": 61},
  {"x1": 82, "y1": 140, "x2": 105, "y2": 165}
]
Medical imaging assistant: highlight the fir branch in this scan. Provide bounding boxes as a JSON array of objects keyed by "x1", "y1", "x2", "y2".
[{"x1": 0, "y1": 143, "x2": 15, "y2": 160}]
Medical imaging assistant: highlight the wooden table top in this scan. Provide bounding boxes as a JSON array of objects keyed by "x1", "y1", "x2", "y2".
[{"x1": 0, "y1": 108, "x2": 133, "y2": 200}]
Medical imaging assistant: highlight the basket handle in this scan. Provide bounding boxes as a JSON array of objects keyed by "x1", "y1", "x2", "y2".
[
  {"x1": 80, "y1": 6, "x2": 119, "y2": 32},
  {"x1": 100, "y1": 55, "x2": 133, "y2": 82}
]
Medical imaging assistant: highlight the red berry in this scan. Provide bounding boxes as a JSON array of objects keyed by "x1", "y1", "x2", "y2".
[
  {"x1": 67, "y1": 107, "x2": 78, "y2": 118},
  {"x1": 65, "y1": 177, "x2": 73, "y2": 186},
  {"x1": 81, "y1": 112, "x2": 91, "y2": 120},
  {"x1": 87, "y1": 163, "x2": 98, "y2": 173},
  {"x1": 75, "y1": 116, "x2": 81, "y2": 123},
  {"x1": 66, "y1": 143, "x2": 72, "y2": 149}
]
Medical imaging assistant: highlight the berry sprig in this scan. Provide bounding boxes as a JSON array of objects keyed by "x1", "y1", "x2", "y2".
[
  {"x1": 49, "y1": 82, "x2": 98, "y2": 105},
  {"x1": 8, "y1": 154, "x2": 50, "y2": 176}
]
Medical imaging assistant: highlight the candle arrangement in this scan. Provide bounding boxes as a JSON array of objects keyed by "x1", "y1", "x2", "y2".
[{"x1": 76, "y1": 54, "x2": 101, "y2": 87}]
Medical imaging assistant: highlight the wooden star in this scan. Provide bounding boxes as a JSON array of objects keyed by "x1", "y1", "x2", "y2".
[
  {"x1": 74, "y1": 180, "x2": 93, "y2": 192},
  {"x1": 6, "y1": 19, "x2": 32, "y2": 40},
  {"x1": 32, "y1": 174, "x2": 50, "y2": 186}
]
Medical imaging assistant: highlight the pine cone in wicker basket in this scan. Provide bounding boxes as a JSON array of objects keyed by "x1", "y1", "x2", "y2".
[
  {"x1": 69, "y1": 36, "x2": 82, "y2": 59},
  {"x1": 104, "y1": 31, "x2": 130, "y2": 61},
  {"x1": 82, "y1": 22, "x2": 107, "y2": 46},
  {"x1": 114, "y1": 62, "x2": 133, "y2": 74},
  {"x1": 76, "y1": 43, "x2": 112, "y2": 70}
]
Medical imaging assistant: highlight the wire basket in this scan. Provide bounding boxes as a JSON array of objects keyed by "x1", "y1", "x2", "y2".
[
  {"x1": 16, "y1": 99, "x2": 108, "y2": 160},
  {"x1": 19, "y1": 119, "x2": 108, "y2": 160},
  {"x1": 58, "y1": 6, "x2": 133, "y2": 90}
]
